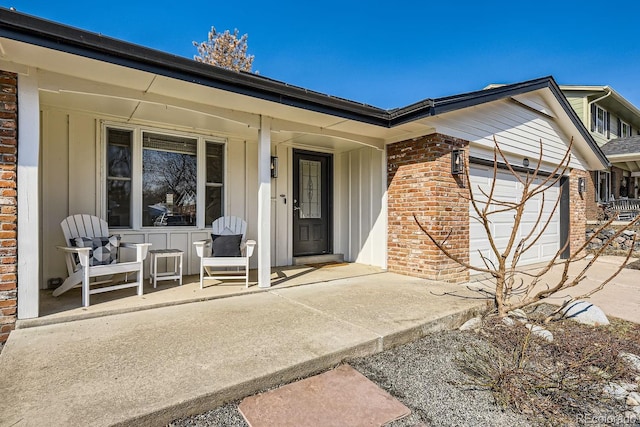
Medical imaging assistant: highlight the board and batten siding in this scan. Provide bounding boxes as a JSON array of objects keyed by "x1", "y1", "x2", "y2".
[
  {"x1": 335, "y1": 146, "x2": 386, "y2": 267},
  {"x1": 39, "y1": 106, "x2": 389, "y2": 289},
  {"x1": 425, "y1": 96, "x2": 589, "y2": 172},
  {"x1": 40, "y1": 107, "x2": 256, "y2": 289}
]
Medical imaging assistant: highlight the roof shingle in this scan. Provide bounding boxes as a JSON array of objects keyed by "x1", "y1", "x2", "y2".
[{"x1": 601, "y1": 136, "x2": 640, "y2": 156}]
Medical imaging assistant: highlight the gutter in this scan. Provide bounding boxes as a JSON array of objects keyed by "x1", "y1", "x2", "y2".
[
  {"x1": 0, "y1": 8, "x2": 614, "y2": 170},
  {"x1": 587, "y1": 87, "x2": 612, "y2": 125},
  {"x1": 0, "y1": 8, "x2": 391, "y2": 127}
]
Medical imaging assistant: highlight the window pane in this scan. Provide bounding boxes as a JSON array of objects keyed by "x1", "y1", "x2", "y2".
[
  {"x1": 143, "y1": 133, "x2": 197, "y2": 227},
  {"x1": 299, "y1": 159, "x2": 322, "y2": 219},
  {"x1": 205, "y1": 141, "x2": 224, "y2": 225},
  {"x1": 107, "y1": 180, "x2": 131, "y2": 227},
  {"x1": 596, "y1": 108, "x2": 605, "y2": 134},
  {"x1": 205, "y1": 186, "x2": 223, "y2": 225},
  {"x1": 107, "y1": 128, "x2": 132, "y2": 228},
  {"x1": 206, "y1": 142, "x2": 224, "y2": 184}
]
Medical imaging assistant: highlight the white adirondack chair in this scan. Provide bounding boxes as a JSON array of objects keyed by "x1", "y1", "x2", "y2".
[
  {"x1": 53, "y1": 214, "x2": 151, "y2": 307},
  {"x1": 193, "y1": 216, "x2": 256, "y2": 289}
]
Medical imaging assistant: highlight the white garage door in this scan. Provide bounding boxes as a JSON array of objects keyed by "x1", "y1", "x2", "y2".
[{"x1": 469, "y1": 165, "x2": 561, "y2": 272}]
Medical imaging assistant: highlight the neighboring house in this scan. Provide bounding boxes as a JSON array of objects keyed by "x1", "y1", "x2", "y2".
[
  {"x1": 560, "y1": 85, "x2": 640, "y2": 219},
  {"x1": 0, "y1": 9, "x2": 608, "y2": 341}
]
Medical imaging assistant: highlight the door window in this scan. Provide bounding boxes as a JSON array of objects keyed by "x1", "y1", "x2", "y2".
[{"x1": 299, "y1": 159, "x2": 322, "y2": 219}]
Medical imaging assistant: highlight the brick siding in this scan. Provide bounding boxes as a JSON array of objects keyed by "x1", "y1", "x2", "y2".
[
  {"x1": 387, "y1": 134, "x2": 469, "y2": 283},
  {"x1": 0, "y1": 71, "x2": 17, "y2": 343},
  {"x1": 570, "y1": 169, "x2": 587, "y2": 256},
  {"x1": 585, "y1": 171, "x2": 599, "y2": 221},
  {"x1": 387, "y1": 133, "x2": 590, "y2": 284}
]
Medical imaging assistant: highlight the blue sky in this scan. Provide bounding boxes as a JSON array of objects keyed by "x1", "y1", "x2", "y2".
[{"x1": 4, "y1": 1, "x2": 640, "y2": 109}]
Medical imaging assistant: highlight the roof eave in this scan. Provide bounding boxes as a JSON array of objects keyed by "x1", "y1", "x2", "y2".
[
  {"x1": 0, "y1": 8, "x2": 391, "y2": 127},
  {"x1": 0, "y1": 8, "x2": 614, "y2": 168}
]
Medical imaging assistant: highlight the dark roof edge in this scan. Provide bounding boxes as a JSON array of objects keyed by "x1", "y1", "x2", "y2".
[
  {"x1": 389, "y1": 76, "x2": 610, "y2": 168},
  {"x1": 390, "y1": 77, "x2": 554, "y2": 125},
  {"x1": 0, "y1": 8, "x2": 390, "y2": 126},
  {"x1": 0, "y1": 8, "x2": 614, "y2": 167}
]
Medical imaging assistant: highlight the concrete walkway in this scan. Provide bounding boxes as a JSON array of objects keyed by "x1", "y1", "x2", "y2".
[
  {"x1": 469, "y1": 255, "x2": 640, "y2": 324},
  {"x1": 0, "y1": 270, "x2": 484, "y2": 427},
  {"x1": 2, "y1": 256, "x2": 638, "y2": 427}
]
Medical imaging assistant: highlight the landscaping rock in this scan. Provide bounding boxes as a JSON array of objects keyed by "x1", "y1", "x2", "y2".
[
  {"x1": 459, "y1": 317, "x2": 482, "y2": 331},
  {"x1": 561, "y1": 300, "x2": 610, "y2": 326},
  {"x1": 620, "y1": 352, "x2": 640, "y2": 373},
  {"x1": 603, "y1": 382, "x2": 628, "y2": 400},
  {"x1": 508, "y1": 309, "x2": 528, "y2": 322},
  {"x1": 588, "y1": 365, "x2": 613, "y2": 380},
  {"x1": 621, "y1": 382, "x2": 638, "y2": 392},
  {"x1": 627, "y1": 392, "x2": 640, "y2": 406},
  {"x1": 525, "y1": 324, "x2": 553, "y2": 342},
  {"x1": 501, "y1": 317, "x2": 515, "y2": 327}
]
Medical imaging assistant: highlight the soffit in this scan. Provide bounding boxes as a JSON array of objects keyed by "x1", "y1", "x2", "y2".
[{"x1": 4, "y1": 37, "x2": 438, "y2": 151}]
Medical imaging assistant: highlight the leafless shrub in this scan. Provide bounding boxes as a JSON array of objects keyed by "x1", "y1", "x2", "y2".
[
  {"x1": 415, "y1": 137, "x2": 640, "y2": 317},
  {"x1": 456, "y1": 313, "x2": 640, "y2": 425}
]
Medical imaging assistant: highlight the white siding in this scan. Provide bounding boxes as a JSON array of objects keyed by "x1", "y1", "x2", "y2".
[
  {"x1": 335, "y1": 147, "x2": 386, "y2": 267},
  {"x1": 40, "y1": 107, "x2": 260, "y2": 288},
  {"x1": 40, "y1": 106, "x2": 387, "y2": 288},
  {"x1": 41, "y1": 109, "x2": 71, "y2": 285},
  {"x1": 427, "y1": 97, "x2": 588, "y2": 172},
  {"x1": 273, "y1": 144, "x2": 290, "y2": 266}
]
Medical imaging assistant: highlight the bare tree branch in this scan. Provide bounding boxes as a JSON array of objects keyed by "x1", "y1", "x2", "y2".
[{"x1": 415, "y1": 136, "x2": 637, "y2": 317}]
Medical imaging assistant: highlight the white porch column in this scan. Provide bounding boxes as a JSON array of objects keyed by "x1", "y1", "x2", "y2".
[
  {"x1": 257, "y1": 116, "x2": 271, "y2": 288},
  {"x1": 17, "y1": 70, "x2": 40, "y2": 319}
]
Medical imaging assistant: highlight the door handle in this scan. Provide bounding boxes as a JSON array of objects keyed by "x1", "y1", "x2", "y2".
[{"x1": 293, "y1": 199, "x2": 300, "y2": 211}]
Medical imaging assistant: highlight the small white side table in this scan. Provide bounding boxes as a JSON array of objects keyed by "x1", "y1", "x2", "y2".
[{"x1": 149, "y1": 249, "x2": 183, "y2": 288}]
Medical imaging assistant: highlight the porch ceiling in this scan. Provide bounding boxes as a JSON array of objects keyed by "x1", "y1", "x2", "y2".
[
  {"x1": 2, "y1": 37, "x2": 436, "y2": 152},
  {"x1": 608, "y1": 155, "x2": 640, "y2": 173}
]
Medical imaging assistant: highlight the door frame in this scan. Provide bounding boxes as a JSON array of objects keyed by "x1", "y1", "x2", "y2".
[{"x1": 292, "y1": 149, "x2": 333, "y2": 256}]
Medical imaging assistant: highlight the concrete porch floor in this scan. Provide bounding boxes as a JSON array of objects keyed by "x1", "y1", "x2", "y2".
[
  {"x1": 1, "y1": 264, "x2": 486, "y2": 426},
  {"x1": 3, "y1": 257, "x2": 638, "y2": 426},
  {"x1": 28, "y1": 263, "x2": 382, "y2": 328}
]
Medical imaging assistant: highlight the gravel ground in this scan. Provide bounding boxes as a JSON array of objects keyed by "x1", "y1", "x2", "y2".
[
  {"x1": 169, "y1": 331, "x2": 532, "y2": 427},
  {"x1": 349, "y1": 332, "x2": 532, "y2": 427}
]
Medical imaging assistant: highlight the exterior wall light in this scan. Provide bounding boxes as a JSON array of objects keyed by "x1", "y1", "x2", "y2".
[
  {"x1": 578, "y1": 177, "x2": 585, "y2": 195},
  {"x1": 270, "y1": 156, "x2": 278, "y2": 178},
  {"x1": 451, "y1": 149, "x2": 464, "y2": 175}
]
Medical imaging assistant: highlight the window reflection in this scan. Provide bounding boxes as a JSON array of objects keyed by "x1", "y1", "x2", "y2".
[
  {"x1": 143, "y1": 133, "x2": 197, "y2": 227},
  {"x1": 107, "y1": 129, "x2": 132, "y2": 227},
  {"x1": 205, "y1": 141, "x2": 224, "y2": 224},
  {"x1": 106, "y1": 127, "x2": 226, "y2": 228}
]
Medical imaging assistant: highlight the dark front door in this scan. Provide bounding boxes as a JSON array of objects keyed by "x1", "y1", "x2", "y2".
[{"x1": 293, "y1": 150, "x2": 332, "y2": 256}]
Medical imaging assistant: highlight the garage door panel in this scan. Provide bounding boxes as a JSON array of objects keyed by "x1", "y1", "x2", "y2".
[
  {"x1": 469, "y1": 165, "x2": 561, "y2": 272},
  {"x1": 493, "y1": 224, "x2": 515, "y2": 240},
  {"x1": 541, "y1": 243, "x2": 559, "y2": 257}
]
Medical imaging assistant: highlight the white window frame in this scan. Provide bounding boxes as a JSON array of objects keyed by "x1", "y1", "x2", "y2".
[
  {"x1": 621, "y1": 120, "x2": 632, "y2": 138},
  {"x1": 595, "y1": 105, "x2": 607, "y2": 135},
  {"x1": 101, "y1": 121, "x2": 227, "y2": 230}
]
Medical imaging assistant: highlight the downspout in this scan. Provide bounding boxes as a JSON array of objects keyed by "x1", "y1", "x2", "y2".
[
  {"x1": 587, "y1": 87, "x2": 612, "y2": 131},
  {"x1": 587, "y1": 88, "x2": 613, "y2": 203}
]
